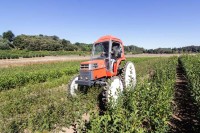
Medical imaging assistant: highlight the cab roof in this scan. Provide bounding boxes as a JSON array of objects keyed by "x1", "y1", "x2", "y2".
[{"x1": 95, "y1": 35, "x2": 123, "y2": 44}]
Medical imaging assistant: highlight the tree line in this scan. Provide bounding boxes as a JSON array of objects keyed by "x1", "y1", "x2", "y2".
[
  {"x1": 0, "y1": 30, "x2": 199, "y2": 54},
  {"x1": 0, "y1": 31, "x2": 92, "y2": 51},
  {"x1": 145, "y1": 46, "x2": 200, "y2": 54}
]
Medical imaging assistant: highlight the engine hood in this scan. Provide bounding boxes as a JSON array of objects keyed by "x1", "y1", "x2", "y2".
[{"x1": 80, "y1": 59, "x2": 106, "y2": 70}]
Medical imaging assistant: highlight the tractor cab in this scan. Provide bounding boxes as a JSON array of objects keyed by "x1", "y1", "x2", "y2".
[
  {"x1": 91, "y1": 40, "x2": 124, "y2": 72},
  {"x1": 92, "y1": 35, "x2": 125, "y2": 73}
]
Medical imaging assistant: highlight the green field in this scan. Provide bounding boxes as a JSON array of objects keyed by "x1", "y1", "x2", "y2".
[{"x1": 0, "y1": 56, "x2": 199, "y2": 132}]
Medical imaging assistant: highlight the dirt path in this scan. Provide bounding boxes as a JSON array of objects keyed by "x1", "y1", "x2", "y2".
[
  {"x1": 0, "y1": 56, "x2": 90, "y2": 68},
  {"x1": 58, "y1": 113, "x2": 90, "y2": 133},
  {"x1": 0, "y1": 54, "x2": 182, "y2": 68},
  {"x1": 169, "y1": 59, "x2": 200, "y2": 132}
]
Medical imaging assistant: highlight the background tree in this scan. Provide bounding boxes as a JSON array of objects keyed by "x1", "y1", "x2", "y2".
[
  {"x1": 2, "y1": 30, "x2": 15, "y2": 42},
  {"x1": 124, "y1": 45, "x2": 145, "y2": 54}
]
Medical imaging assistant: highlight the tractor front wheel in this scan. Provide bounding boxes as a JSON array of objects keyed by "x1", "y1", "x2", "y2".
[
  {"x1": 68, "y1": 75, "x2": 89, "y2": 96},
  {"x1": 107, "y1": 76, "x2": 124, "y2": 101},
  {"x1": 68, "y1": 75, "x2": 79, "y2": 96},
  {"x1": 98, "y1": 76, "x2": 123, "y2": 113}
]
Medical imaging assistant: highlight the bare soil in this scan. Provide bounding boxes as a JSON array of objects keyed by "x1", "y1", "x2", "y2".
[
  {"x1": 0, "y1": 55, "x2": 89, "y2": 68},
  {"x1": 59, "y1": 113, "x2": 90, "y2": 133},
  {"x1": 169, "y1": 59, "x2": 200, "y2": 133},
  {"x1": 0, "y1": 54, "x2": 181, "y2": 68}
]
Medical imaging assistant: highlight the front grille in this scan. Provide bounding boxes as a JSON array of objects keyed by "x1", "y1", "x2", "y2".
[
  {"x1": 80, "y1": 64, "x2": 89, "y2": 69},
  {"x1": 79, "y1": 71, "x2": 93, "y2": 80}
]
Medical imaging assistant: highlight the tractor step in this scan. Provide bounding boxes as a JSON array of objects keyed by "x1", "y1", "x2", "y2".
[
  {"x1": 75, "y1": 79, "x2": 107, "y2": 87},
  {"x1": 75, "y1": 80, "x2": 94, "y2": 86}
]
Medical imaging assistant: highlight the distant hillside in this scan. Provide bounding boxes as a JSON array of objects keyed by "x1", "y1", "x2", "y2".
[{"x1": 0, "y1": 30, "x2": 199, "y2": 54}]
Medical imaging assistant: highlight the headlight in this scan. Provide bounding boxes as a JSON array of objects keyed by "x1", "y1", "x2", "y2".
[{"x1": 93, "y1": 63, "x2": 98, "y2": 69}]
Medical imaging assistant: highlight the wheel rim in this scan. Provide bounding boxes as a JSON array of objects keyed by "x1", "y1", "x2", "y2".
[
  {"x1": 69, "y1": 76, "x2": 79, "y2": 96},
  {"x1": 108, "y1": 77, "x2": 123, "y2": 101},
  {"x1": 125, "y1": 62, "x2": 136, "y2": 88}
]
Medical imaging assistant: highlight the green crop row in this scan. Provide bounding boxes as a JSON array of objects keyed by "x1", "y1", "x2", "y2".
[
  {"x1": 0, "y1": 61, "x2": 80, "y2": 91},
  {"x1": 180, "y1": 55, "x2": 200, "y2": 118},
  {"x1": 0, "y1": 50, "x2": 89, "y2": 59},
  {"x1": 0, "y1": 68, "x2": 78, "y2": 91},
  {"x1": 0, "y1": 53, "x2": 46, "y2": 59},
  {"x1": 83, "y1": 57, "x2": 177, "y2": 133}
]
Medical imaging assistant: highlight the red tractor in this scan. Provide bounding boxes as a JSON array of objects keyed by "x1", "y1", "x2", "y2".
[{"x1": 69, "y1": 35, "x2": 136, "y2": 105}]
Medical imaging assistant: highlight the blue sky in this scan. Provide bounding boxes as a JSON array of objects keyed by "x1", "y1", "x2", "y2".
[{"x1": 0, "y1": 0, "x2": 200, "y2": 49}]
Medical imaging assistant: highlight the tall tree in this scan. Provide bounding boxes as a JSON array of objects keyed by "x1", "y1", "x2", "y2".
[
  {"x1": 2, "y1": 30, "x2": 15, "y2": 42},
  {"x1": 0, "y1": 39, "x2": 10, "y2": 50}
]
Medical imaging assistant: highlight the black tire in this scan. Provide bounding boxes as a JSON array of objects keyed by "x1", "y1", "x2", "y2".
[{"x1": 98, "y1": 89, "x2": 108, "y2": 114}]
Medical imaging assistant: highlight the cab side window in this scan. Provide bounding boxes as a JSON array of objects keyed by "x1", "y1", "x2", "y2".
[{"x1": 111, "y1": 42, "x2": 122, "y2": 59}]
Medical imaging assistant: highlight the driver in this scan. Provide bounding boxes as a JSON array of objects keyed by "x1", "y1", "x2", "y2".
[{"x1": 111, "y1": 45, "x2": 121, "y2": 59}]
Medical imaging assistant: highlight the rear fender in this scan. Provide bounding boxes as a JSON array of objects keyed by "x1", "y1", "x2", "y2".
[{"x1": 113, "y1": 57, "x2": 126, "y2": 75}]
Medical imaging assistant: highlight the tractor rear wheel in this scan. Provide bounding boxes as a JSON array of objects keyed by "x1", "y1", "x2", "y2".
[{"x1": 121, "y1": 61, "x2": 136, "y2": 89}]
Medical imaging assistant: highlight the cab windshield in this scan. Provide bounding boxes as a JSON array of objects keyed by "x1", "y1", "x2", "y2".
[{"x1": 92, "y1": 41, "x2": 109, "y2": 59}]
